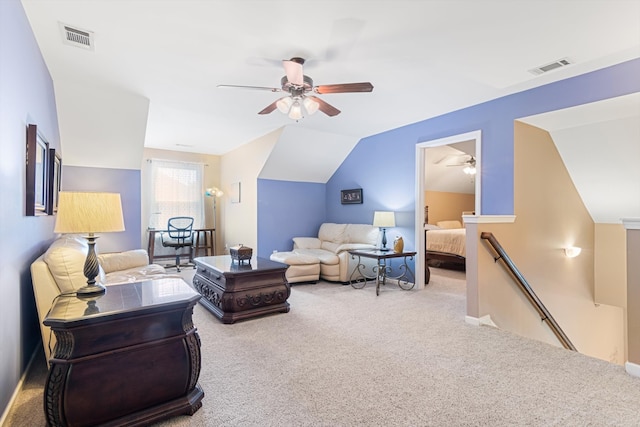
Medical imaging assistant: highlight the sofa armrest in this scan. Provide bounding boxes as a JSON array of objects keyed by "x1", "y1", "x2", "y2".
[
  {"x1": 31, "y1": 256, "x2": 63, "y2": 361},
  {"x1": 98, "y1": 249, "x2": 150, "y2": 274},
  {"x1": 292, "y1": 237, "x2": 322, "y2": 249}
]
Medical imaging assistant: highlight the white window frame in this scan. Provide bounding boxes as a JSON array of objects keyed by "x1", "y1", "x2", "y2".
[{"x1": 148, "y1": 159, "x2": 205, "y2": 230}]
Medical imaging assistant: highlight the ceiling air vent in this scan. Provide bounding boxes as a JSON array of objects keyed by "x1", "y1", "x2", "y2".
[
  {"x1": 59, "y1": 23, "x2": 94, "y2": 51},
  {"x1": 529, "y1": 57, "x2": 572, "y2": 75}
]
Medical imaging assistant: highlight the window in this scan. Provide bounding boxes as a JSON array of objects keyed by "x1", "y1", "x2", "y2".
[{"x1": 148, "y1": 159, "x2": 204, "y2": 229}]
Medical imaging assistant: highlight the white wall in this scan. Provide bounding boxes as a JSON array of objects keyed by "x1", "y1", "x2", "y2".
[{"x1": 220, "y1": 128, "x2": 282, "y2": 253}]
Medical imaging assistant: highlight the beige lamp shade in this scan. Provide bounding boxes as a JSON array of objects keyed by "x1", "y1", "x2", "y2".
[
  {"x1": 54, "y1": 192, "x2": 125, "y2": 234},
  {"x1": 373, "y1": 211, "x2": 396, "y2": 228}
]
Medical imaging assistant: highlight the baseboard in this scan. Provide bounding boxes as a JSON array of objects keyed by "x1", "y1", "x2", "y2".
[
  {"x1": 465, "y1": 315, "x2": 480, "y2": 326},
  {"x1": 625, "y1": 361, "x2": 640, "y2": 378},
  {"x1": 0, "y1": 345, "x2": 41, "y2": 426},
  {"x1": 465, "y1": 314, "x2": 497, "y2": 328}
]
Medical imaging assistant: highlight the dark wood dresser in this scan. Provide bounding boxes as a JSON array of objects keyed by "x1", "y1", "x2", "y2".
[
  {"x1": 43, "y1": 278, "x2": 204, "y2": 427},
  {"x1": 193, "y1": 255, "x2": 290, "y2": 323}
]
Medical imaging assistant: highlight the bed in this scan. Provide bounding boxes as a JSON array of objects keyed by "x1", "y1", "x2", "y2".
[{"x1": 424, "y1": 207, "x2": 466, "y2": 270}]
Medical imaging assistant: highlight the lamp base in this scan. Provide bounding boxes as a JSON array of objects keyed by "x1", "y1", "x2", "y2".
[
  {"x1": 76, "y1": 283, "x2": 107, "y2": 297},
  {"x1": 378, "y1": 247, "x2": 390, "y2": 252}
]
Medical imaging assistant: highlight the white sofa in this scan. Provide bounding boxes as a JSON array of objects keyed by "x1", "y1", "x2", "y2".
[
  {"x1": 290, "y1": 223, "x2": 379, "y2": 283},
  {"x1": 31, "y1": 235, "x2": 176, "y2": 361}
]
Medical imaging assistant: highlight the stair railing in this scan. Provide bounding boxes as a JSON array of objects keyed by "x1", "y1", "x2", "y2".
[{"x1": 480, "y1": 232, "x2": 577, "y2": 351}]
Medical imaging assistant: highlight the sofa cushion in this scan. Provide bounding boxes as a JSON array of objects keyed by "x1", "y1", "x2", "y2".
[
  {"x1": 320, "y1": 241, "x2": 341, "y2": 253},
  {"x1": 292, "y1": 237, "x2": 322, "y2": 250},
  {"x1": 44, "y1": 235, "x2": 106, "y2": 293},
  {"x1": 98, "y1": 249, "x2": 150, "y2": 274},
  {"x1": 344, "y1": 224, "x2": 378, "y2": 245},
  {"x1": 318, "y1": 223, "x2": 348, "y2": 244},
  {"x1": 271, "y1": 251, "x2": 319, "y2": 266},
  {"x1": 294, "y1": 248, "x2": 339, "y2": 265},
  {"x1": 104, "y1": 264, "x2": 172, "y2": 285}
]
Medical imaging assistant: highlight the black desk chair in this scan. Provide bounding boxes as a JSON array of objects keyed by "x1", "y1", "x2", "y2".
[{"x1": 161, "y1": 216, "x2": 194, "y2": 272}]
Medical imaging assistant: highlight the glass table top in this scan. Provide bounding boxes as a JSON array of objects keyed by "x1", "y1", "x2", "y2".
[{"x1": 44, "y1": 278, "x2": 199, "y2": 324}]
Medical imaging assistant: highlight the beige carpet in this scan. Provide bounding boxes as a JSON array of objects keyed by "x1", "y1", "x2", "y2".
[{"x1": 6, "y1": 268, "x2": 640, "y2": 426}]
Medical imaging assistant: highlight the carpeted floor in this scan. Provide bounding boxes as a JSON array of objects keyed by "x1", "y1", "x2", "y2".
[{"x1": 5, "y1": 268, "x2": 640, "y2": 426}]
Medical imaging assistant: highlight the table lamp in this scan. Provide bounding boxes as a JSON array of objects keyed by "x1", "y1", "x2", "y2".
[
  {"x1": 54, "y1": 192, "x2": 125, "y2": 296},
  {"x1": 373, "y1": 211, "x2": 396, "y2": 252}
]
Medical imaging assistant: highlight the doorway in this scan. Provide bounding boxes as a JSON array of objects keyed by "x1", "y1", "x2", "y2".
[{"x1": 414, "y1": 130, "x2": 481, "y2": 290}]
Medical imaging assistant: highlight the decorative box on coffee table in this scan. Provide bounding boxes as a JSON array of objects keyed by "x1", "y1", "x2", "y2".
[{"x1": 193, "y1": 255, "x2": 290, "y2": 324}]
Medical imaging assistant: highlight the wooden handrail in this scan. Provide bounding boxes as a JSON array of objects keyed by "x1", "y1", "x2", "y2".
[{"x1": 480, "y1": 232, "x2": 576, "y2": 351}]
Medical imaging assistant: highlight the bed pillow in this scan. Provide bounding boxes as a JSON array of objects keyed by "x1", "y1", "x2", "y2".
[{"x1": 436, "y1": 220, "x2": 463, "y2": 229}]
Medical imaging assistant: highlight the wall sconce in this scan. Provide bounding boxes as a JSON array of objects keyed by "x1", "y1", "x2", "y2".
[{"x1": 564, "y1": 246, "x2": 582, "y2": 258}]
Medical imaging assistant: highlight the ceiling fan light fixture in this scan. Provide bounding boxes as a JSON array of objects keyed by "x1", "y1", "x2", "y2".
[
  {"x1": 463, "y1": 165, "x2": 476, "y2": 175},
  {"x1": 276, "y1": 96, "x2": 293, "y2": 114},
  {"x1": 303, "y1": 97, "x2": 319, "y2": 115},
  {"x1": 288, "y1": 101, "x2": 303, "y2": 120}
]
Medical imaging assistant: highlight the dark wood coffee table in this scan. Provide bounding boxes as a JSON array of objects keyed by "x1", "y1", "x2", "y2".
[{"x1": 193, "y1": 255, "x2": 290, "y2": 323}]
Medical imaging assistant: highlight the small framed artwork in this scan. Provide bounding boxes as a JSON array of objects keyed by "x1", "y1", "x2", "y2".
[
  {"x1": 47, "y1": 149, "x2": 62, "y2": 214},
  {"x1": 25, "y1": 124, "x2": 49, "y2": 216},
  {"x1": 231, "y1": 182, "x2": 241, "y2": 203},
  {"x1": 341, "y1": 188, "x2": 363, "y2": 205}
]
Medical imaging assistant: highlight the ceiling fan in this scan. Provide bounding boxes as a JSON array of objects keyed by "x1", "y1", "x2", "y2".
[
  {"x1": 445, "y1": 155, "x2": 477, "y2": 175},
  {"x1": 217, "y1": 57, "x2": 374, "y2": 119}
]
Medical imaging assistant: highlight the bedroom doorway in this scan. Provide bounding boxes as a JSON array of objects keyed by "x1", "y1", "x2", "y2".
[{"x1": 414, "y1": 130, "x2": 481, "y2": 290}]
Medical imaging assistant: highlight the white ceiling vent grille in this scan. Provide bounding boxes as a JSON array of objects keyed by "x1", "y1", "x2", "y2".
[
  {"x1": 59, "y1": 23, "x2": 94, "y2": 51},
  {"x1": 529, "y1": 58, "x2": 573, "y2": 75}
]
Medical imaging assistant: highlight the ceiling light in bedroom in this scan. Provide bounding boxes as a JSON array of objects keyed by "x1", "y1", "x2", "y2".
[
  {"x1": 564, "y1": 246, "x2": 582, "y2": 258},
  {"x1": 463, "y1": 165, "x2": 476, "y2": 175}
]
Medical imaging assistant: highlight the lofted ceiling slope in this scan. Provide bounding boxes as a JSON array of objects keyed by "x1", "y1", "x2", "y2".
[
  {"x1": 519, "y1": 93, "x2": 640, "y2": 224},
  {"x1": 20, "y1": 0, "x2": 640, "y2": 175}
]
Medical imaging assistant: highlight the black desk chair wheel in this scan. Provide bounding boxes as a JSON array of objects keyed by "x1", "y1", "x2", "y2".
[{"x1": 161, "y1": 217, "x2": 195, "y2": 272}]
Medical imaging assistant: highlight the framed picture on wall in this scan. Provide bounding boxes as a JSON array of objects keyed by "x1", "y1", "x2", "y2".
[
  {"x1": 25, "y1": 124, "x2": 49, "y2": 216},
  {"x1": 47, "y1": 149, "x2": 62, "y2": 214},
  {"x1": 231, "y1": 182, "x2": 241, "y2": 203},
  {"x1": 341, "y1": 188, "x2": 363, "y2": 205}
]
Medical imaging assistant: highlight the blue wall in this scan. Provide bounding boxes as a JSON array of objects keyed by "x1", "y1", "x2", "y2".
[
  {"x1": 63, "y1": 166, "x2": 142, "y2": 252},
  {"x1": 257, "y1": 179, "x2": 326, "y2": 256},
  {"x1": 0, "y1": 0, "x2": 61, "y2": 413},
  {"x1": 258, "y1": 59, "x2": 640, "y2": 257}
]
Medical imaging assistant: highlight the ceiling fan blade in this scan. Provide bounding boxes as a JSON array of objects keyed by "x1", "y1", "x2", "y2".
[
  {"x1": 217, "y1": 84, "x2": 281, "y2": 92},
  {"x1": 258, "y1": 101, "x2": 278, "y2": 115},
  {"x1": 314, "y1": 82, "x2": 373, "y2": 94},
  {"x1": 309, "y1": 96, "x2": 341, "y2": 117},
  {"x1": 282, "y1": 59, "x2": 304, "y2": 86}
]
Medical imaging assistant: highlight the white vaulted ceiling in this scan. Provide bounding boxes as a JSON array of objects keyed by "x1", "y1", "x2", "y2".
[
  {"x1": 519, "y1": 93, "x2": 640, "y2": 224},
  {"x1": 19, "y1": 0, "x2": 640, "y2": 171}
]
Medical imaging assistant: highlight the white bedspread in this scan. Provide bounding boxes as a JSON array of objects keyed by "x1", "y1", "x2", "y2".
[{"x1": 426, "y1": 228, "x2": 466, "y2": 257}]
